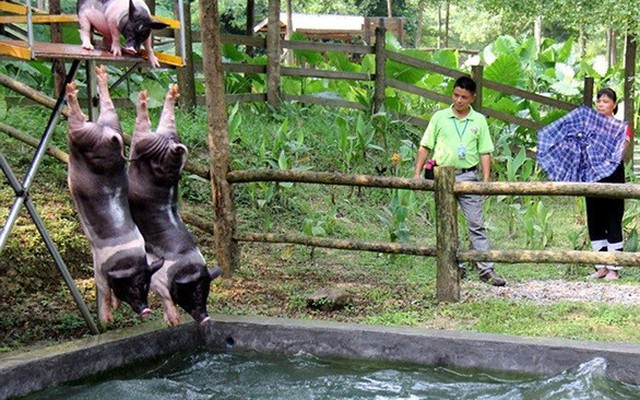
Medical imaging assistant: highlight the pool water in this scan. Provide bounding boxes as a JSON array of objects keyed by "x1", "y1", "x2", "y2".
[{"x1": 20, "y1": 350, "x2": 639, "y2": 399}]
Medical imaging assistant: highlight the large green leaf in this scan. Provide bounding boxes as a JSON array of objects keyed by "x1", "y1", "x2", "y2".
[
  {"x1": 431, "y1": 49, "x2": 458, "y2": 70},
  {"x1": 554, "y1": 38, "x2": 574, "y2": 63},
  {"x1": 326, "y1": 51, "x2": 359, "y2": 72},
  {"x1": 484, "y1": 53, "x2": 524, "y2": 87},
  {"x1": 290, "y1": 32, "x2": 324, "y2": 66},
  {"x1": 493, "y1": 35, "x2": 519, "y2": 57}
]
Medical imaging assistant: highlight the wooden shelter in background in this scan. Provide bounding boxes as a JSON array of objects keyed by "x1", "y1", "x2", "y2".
[{"x1": 253, "y1": 12, "x2": 405, "y2": 45}]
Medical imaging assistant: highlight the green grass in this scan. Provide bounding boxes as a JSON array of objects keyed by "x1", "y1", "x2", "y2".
[{"x1": 2, "y1": 101, "x2": 640, "y2": 352}]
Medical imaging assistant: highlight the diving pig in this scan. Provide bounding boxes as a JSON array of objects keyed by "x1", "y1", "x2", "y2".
[
  {"x1": 66, "y1": 65, "x2": 163, "y2": 325},
  {"x1": 77, "y1": 0, "x2": 169, "y2": 68},
  {"x1": 128, "y1": 85, "x2": 221, "y2": 327}
]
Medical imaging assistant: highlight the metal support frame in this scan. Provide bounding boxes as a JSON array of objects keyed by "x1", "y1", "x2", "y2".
[{"x1": 0, "y1": 59, "x2": 100, "y2": 334}]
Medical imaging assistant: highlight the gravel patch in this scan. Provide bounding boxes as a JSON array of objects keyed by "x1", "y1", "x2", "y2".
[{"x1": 463, "y1": 279, "x2": 640, "y2": 305}]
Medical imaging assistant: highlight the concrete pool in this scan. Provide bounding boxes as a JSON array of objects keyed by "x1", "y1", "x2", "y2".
[{"x1": 2, "y1": 315, "x2": 640, "y2": 399}]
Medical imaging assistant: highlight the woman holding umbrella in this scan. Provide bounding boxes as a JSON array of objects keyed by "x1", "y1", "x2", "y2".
[{"x1": 587, "y1": 88, "x2": 632, "y2": 280}]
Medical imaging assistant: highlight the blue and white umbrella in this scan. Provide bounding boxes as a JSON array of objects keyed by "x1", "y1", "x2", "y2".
[{"x1": 537, "y1": 105, "x2": 627, "y2": 182}]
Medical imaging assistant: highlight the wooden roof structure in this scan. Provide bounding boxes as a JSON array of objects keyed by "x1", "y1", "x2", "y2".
[{"x1": 254, "y1": 12, "x2": 405, "y2": 44}]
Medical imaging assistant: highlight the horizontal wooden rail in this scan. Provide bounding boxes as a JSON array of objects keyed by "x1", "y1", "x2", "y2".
[
  {"x1": 282, "y1": 66, "x2": 371, "y2": 81},
  {"x1": 235, "y1": 232, "x2": 436, "y2": 256},
  {"x1": 460, "y1": 249, "x2": 640, "y2": 266},
  {"x1": 283, "y1": 94, "x2": 367, "y2": 110},
  {"x1": 482, "y1": 79, "x2": 576, "y2": 111},
  {"x1": 385, "y1": 50, "x2": 462, "y2": 79},
  {"x1": 482, "y1": 107, "x2": 541, "y2": 131},
  {"x1": 283, "y1": 40, "x2": 373, "y2": 54},
  {"x1": 221, "y1": 33, "x2": 266, "y2": 48},
  {"x1": 386, "y1": 78, "x2": 451, "y2": 104},
  {"x1": 224, "y1": 63, "x2": 266, "y2": 74},
  {"x1": 227, "y1": 169, "x2": 434, "y2": 191},
  {"x1": 456, "y1": 180, "x2": 640, "y2": 199}
]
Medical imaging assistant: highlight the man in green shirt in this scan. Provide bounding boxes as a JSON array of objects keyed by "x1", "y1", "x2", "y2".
[{"x1": 413, "y1": 76, "x2": 506, "y2": 287}]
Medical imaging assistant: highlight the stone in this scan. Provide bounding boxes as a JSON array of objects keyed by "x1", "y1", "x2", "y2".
[{"x1": 306, "y1": 287, "x2": 350, "y2": 311}]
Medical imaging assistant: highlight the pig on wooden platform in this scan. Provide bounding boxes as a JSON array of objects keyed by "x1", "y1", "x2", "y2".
[
  {"x1": 66, "y1": 65, "x2": 163, "y2": 326},
  {"x1": 77, "y1": 0, "x2": 169, "y2": 68},
  {"x1": 128, "y1": 85, "x2": 221, "y2": 327}
]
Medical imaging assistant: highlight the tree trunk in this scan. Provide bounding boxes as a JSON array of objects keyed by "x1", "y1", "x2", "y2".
[
  {"x1": 48, "y1": 0, "x2": 65, "y2": 96},
  {"x1": 246, "y1": 0, "x2": 255, "y2": 56},
  {"x1": 266, "y1": 0, "x2": 281, "y2": 107},
  {"x1": 534, "y1": 16, "x2": 542, "y2": 51},
  {"x1": 387, "y1": 0, "x2": 392, "y2": 17},
  {"x1": 174, "y1": 0, "x2": 196, "y2": 110},
  {"x1": 607, "y1": 28, "x2": 617, "y2": 68},
  {"x1": 284, "y1": 0, "x2": 293, "y2": 65},
  {"x1": 579, "y1": 25, "x2": 587, "y2": 59},
  {"x1": 414, "y1": 0, "x2": 425, "y2": 48},
  {"x1": 198, "y1": 0, "x2": 239, "y2": 276},
  {"x1": 437, "y1": 3, "x2": 442, "y2": 48},
  {"x1": 623, "y1": 31, "x2": 636, "y2": 163},
  {"x1": 444, "y1": 0, "x2": 450, "y2": 48}
]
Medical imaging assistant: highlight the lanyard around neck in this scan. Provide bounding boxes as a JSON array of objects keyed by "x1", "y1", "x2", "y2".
[{"x1": 452, "y1": 118, "x2": 469, "y2": 140}]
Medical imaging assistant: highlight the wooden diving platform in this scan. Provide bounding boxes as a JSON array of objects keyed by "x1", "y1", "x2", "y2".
[{"x1": 0, "y1": 39, "x2": 184, "y2": 67}]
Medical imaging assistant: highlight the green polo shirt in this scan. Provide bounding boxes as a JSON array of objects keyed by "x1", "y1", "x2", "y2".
[{"x1": 419, "y1": 105, "x2": 494, "y2": 169}]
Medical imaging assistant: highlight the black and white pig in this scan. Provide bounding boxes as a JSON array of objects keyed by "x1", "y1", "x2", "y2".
[
  {"x1": 128, "y1": 85, "x2": 221, "y2": 327},
  {"x1": 77, "y1": 0, "x2": 169, "y2": 68},
  {"x1": 66, "y1": 65, "x2": 163, "y2": 326}
]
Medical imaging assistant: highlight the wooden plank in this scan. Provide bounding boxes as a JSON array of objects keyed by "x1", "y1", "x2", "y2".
[
  {"x1": 0, "y1": 40, "x2": 181, "y2": 67},
  {"x1": 483, "y1": 79, "x2": 576, "y2": 111},
  {"x1": 385, "y1": 50, "x2": 463, "y2": 79},
  {"x1": 393, "y1": 112, "x2": 429, "y2": 129},
  {"x1": 482, "y1": 107, "x2": 541, "y2": 131},
  {"x1": 0, "y1": 40, "x2": 30, "y2": 59},
  {"x1": 223, "y1": 63, "x2": 266, "y2": 74},
  {"x1": 0, "y1": 14, "x2": 77, "y2": 24},
  {"x1": 283, "y1": 40, "x2": 373, "y2": 54},
  {"x1": 226, "y1": 93, "x2": 266, "y2": 103},
  {"x1": 386, "y1": 78, "x2": 451, "y2": 104},
  {"x1": 282, "y1": 66, "x2": 370, "y2": 81},
  {"x1": 434, "y1": 167, "x2": 460, "y2": 302},
  {"x1": 153, "y1": 15, "x2": 180, "y2": 29},
  {"x1": 0, "y1": 1, "x2": 28, "y2": 14},
  {"x1": 221, "y1": 33, "x2": 266, "y2": 48},
  {"x1": 283, "y1": 94, "x2": 367, "y2": 110}
]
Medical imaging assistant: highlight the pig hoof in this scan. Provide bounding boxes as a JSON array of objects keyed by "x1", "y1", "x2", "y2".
[
  {"x1": 200, "y1": 317, "x2": 211, "y2": 326},
  {"x1": 82, "y1": 43, "x2": 94, "y2": 51},
  {"x1": 66, "y1": 82, "x2": 77, "y2": 95},
  {"x1": 169, "y1": 85, "x2": 180, "y2": 100},
  {"x1": 139, "y1": 90, "x2": 148, "y2": 103}
]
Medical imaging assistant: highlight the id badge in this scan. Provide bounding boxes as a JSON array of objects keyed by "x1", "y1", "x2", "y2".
[{"x1": 458, "y1": 144, "x2": 466, "y2": 159}]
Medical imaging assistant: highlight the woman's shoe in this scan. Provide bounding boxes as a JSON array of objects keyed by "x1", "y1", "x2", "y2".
[
  {"x1": 589, "y1": 268, "x2": 609, "y2": 279},
  {"x1": 604, "y1": 269, "x2": 620, "y2": 280}
]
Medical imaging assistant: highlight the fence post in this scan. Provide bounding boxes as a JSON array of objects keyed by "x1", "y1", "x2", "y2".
[
  {"x1": 471, "y1": 65, "x2": 483, "y2": 112},
  {"x1": 373, "y1": 21, "x2": 386, "y2": 113},
  {"x1": 266, "y1": 0, "x2": 281, "y2": 107},
  {"x1": 198, "y1": 0, "x2": 239, "y2": 275},
  {"x1": 583, "y1": 77, "x2": 594, "y2": 106},
  {"x1": 434, "y1": 166, "x2": 460, "y2": 302}
]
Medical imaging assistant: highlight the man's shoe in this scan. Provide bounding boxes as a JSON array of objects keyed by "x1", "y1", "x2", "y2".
[{"x1": 480, "y1": 270, "x2": 506, "y2": 287}]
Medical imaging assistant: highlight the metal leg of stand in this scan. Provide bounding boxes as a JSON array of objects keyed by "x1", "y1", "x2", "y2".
[{"x1": 0, "y1": 59, "x2": 99, "y2": 334}]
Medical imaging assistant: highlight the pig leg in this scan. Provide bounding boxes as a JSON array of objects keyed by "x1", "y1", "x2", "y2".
[
  {"x1": 135, "y1": 90, "x2": 152, "y2": 133},
  {"x1": 65, "y1": 83, "x2": 87, "y2": 130},
  {"x1": 94, "y1": 66, "x2": 122, "y2": 134},
  {"x1": 78, "y1": 15, "x2": 94, "y2": 51},
  {"x1": 143, "y1": 36, "x2": 160, "y2": 68},
  {"x1": 108, "y1": 24, "x2": 122, "y2": 57},
  {"x1": 157, "y1": 85, "x2": 179, "y2": 136}
]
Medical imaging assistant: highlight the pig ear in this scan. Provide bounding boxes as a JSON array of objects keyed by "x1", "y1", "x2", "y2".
[
  {"x1": 208, "y1": 266, "x2": 222, "y2": 280},
  {"x1": 150, "y1": 20, "x2": 170, "y2": 30},
  {"x1": 148, "y1": 258, "x2": 164, "y2": 274}
]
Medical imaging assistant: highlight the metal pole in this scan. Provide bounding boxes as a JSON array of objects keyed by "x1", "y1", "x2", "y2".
[{"x1": 178, "y1": 0, "x2": 187, "y2": 66}]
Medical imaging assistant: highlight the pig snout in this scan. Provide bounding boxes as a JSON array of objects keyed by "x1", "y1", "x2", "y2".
[
  {"x1": 199, "y1": 316, "x2": 211, "y2": 326},
  {"x1": 140, "y1": 308, "x2": 152, "y2": 318}
]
